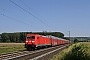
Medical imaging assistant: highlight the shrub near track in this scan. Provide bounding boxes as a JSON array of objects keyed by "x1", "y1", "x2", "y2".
[{"x1": 50, "y1": 42, "x2": 90, "y2": 60}]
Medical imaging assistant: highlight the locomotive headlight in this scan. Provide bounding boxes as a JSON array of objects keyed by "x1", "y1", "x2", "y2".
[
  {"x1": 26, "y1": 41, "x2": 28, "y2": 42},
  {"x1": 32, "y1": 41, "x2": 35, "y2": 42}
]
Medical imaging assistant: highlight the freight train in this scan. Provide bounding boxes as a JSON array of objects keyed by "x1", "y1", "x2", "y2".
[{"x1": 25, "y1": 34, "x2": 70, "y2": 50}]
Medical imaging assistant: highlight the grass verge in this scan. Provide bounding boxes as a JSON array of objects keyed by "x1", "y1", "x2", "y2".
[
  {"x1": 0, "y1": 43, "x2": 25, "y2": 54},
  {"x1": 50, "y1": 42, "x2": 90, "y2": 60}
]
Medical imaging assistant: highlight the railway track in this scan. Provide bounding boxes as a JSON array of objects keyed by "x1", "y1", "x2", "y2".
[{"x1": 0, "y1": 44, "x2": 69, "y2": 60}]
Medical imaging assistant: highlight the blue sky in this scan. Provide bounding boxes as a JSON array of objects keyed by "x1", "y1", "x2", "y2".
[{"x1": 0, "y1": 0, "x2": 90, "y2": 37}]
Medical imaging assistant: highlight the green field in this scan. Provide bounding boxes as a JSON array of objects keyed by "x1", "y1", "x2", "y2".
[
  {"x1": 0, "y1": 43, "x2": 25, "y2": 54},
  {"x1": 50, "y1": 42, "x2": 90, "y2": 60}
]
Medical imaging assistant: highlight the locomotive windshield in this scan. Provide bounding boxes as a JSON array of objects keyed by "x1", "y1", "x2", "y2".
[{"x1": 27, "y1": 36, "x2": 35, "y2": 39}]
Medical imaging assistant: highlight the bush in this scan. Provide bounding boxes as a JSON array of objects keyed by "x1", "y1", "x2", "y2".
[
  {"x1": 74, "y1": 38, "x2": 79, "y2": 43},
  {"x1": 61, "y1": 44, "x2": 89, "y2": 60}
]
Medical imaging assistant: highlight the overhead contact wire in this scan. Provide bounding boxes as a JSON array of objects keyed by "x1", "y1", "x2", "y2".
[
  {"x1": 0, "y1": 13, "x2": 39, "y2": 29},
  {"x1": 19, "y1": 0, "x2": 56, "y2": 30},
  {"x1": 9, "y1": 0, "x2": 55, "y2": 30}
]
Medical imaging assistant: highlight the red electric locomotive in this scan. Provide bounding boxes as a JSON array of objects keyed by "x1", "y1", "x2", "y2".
[
  {"x1": 25, "y1": 34, "x2": 51, "y2": 50},
  {"x1": 25, "y1": 34, "x2": 70, "y2": 50}
]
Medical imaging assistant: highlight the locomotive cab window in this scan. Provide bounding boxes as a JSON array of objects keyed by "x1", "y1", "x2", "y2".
[{"x1": 27, "y1": 36, "x2": 35, "y2": 39}]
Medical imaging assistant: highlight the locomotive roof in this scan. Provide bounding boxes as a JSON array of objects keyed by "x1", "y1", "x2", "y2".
[{"x1": 27, "y1": 34, "x2": 68, "y2": 41}]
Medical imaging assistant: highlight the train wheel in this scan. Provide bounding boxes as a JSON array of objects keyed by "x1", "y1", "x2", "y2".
[
  {"x1": 37, "y1": 47, "x2": 40, "y2": 50},
  {"x1": 27, "y1": 48, "x2": 32, "y2": 51},
  {"x1": 27, "y1": 48, "x2": 30, "y2": 51},
  {"x1": 32, "y1": 47, "x2": 35, "y2": 51}
]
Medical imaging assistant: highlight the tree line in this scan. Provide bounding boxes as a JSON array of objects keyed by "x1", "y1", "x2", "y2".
[{"x1": 0, "y1": 32, "x2": 69, "y2": 43}]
